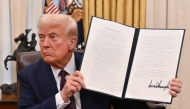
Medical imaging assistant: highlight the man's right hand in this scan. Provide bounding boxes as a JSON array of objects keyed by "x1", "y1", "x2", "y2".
[{"x1": 60, "y1": 71, "x2": 86, "y2": 102}]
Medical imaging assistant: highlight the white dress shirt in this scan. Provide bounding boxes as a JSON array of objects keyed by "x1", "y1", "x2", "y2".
[{"x1": 51, "y1": 53, "x2": 81, "y2": 109}]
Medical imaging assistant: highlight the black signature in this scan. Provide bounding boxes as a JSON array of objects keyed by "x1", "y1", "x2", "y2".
[{"x1": 148, "y1": 79, "x2": 170, "y2": 91}]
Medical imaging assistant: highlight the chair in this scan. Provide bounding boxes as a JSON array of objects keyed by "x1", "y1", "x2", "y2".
[{"x1": 16, "y1": 51, "x2": 41, "y2": 102}]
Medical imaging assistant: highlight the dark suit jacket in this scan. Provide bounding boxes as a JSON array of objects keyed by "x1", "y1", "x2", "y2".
[{"x1": 18, "y1": 52, "x2": 149, "y2": 109}]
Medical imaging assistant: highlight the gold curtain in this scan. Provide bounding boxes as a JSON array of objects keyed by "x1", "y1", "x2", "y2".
[{"x1": 83, "y1": 0, "x2": 146, "y2": 42}]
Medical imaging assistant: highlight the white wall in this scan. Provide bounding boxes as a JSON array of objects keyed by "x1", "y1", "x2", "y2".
[{"x1": 0, "y1": 0, "x2": 14, "y2": 85}]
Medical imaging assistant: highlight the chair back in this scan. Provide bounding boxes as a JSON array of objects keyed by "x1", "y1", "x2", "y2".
[{"x1": 16, "y1": 51, "x2": 41, "y2": 102}]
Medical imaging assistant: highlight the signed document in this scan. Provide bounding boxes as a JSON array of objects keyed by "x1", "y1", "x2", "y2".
[{"x1": 80, "y1": 16, "x2": 185, "y2": 103}]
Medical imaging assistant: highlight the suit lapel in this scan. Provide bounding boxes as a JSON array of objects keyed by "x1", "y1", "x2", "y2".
[
  {"x1": 74, "y1": 52, "x2": 83, "y2": 70},
  {"x1": 36, "y1": 59, "x2": 58, "y2": 99}
]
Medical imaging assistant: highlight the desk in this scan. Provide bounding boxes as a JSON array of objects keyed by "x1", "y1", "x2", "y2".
[{"x1": 0, "y1": 94, "x2": 17, "y2": 109}]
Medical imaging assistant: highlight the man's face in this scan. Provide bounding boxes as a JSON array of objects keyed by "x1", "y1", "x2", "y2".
[{"x1": 38, "y1": 24, "x2": 76, "y2": 68}]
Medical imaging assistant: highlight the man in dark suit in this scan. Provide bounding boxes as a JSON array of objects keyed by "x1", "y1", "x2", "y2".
[{"x1": 17, "y1": 14, "x2": 182, "y2": 109}]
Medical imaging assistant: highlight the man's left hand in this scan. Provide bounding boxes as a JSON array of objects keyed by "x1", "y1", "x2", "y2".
[{"x1": 169, "y1": 78, "x2": 182, "y2": 97}]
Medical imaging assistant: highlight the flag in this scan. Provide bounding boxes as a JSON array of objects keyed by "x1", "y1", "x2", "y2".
[
  {"x1": 76, "y1": 20, "x2": 85, "y2": 49},
  {"x1": 45, "y1": 1, "x2": 60, "y2": 14}
]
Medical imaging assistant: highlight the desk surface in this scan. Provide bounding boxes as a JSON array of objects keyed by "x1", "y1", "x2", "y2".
[
  {"x1": 0, "y1": 95, "x2": 17, "y2": 109},
  {"x1": 0, "y1": 94, "x2": 17, "y2": 102}
]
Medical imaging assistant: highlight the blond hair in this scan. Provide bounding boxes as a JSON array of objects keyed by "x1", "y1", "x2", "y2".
[{"x1": 38, "y1": 14, "x2": 78, "y2": 40}]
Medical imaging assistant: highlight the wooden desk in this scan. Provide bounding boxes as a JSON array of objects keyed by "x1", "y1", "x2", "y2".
[{"x1": 0, "y1": 94, "x2": 17, "y2": 109}]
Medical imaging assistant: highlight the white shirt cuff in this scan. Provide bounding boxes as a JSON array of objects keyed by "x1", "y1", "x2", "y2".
[{"x1": 55, "y1": 92, "x2": 70, "y2": 109}]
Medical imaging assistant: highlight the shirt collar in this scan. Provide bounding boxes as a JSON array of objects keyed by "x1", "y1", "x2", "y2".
[{"x1": 51, "y1": 53, "x2": 76, "y2": 78}]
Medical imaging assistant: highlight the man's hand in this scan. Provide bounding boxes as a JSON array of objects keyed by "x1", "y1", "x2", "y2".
[
  {"x1": 146, "y1": 78, "x2": 182, "y2": 108},
  {"x1": 169, "y1": 78, "x2": 182, "y2": 97},
  {"x1": 60, "y1": 71, "x2": 86, "y2": 102}
]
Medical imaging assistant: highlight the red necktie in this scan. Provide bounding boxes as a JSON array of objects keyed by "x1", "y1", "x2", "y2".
[{"x1": 59, "y1": 70, "x2": 76, "y2": 109}]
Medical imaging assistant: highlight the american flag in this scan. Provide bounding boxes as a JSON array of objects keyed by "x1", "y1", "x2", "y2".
[{"x1": 46, "y1": 1, "x2": 61, "y2": 14}]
